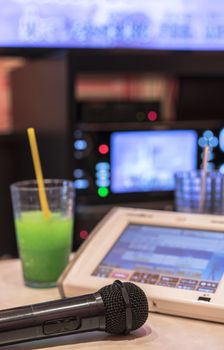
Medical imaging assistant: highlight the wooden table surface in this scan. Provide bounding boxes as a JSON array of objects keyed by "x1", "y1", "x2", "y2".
[{"x1": 0, "y1": 259, "x2": 223, "y2": 350}]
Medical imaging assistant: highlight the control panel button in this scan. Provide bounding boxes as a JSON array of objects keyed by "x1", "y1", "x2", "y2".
[{"x1": 74, "y1": 179, "x2": 90, "y2": 189}]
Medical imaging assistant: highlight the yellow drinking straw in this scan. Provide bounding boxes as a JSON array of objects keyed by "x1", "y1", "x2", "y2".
[{"x1": 27, "y1": 128, "x2": 51, "y2": 219}]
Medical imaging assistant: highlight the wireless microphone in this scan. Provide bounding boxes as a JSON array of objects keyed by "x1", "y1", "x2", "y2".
[{"x1": 0, "y1": 280, "x2": 149, "y2": 346}]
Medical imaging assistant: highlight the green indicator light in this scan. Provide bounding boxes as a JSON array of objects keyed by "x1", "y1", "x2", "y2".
[
  {"x1": 98, "y1": 187, "x2": 109, "y2": 197},
  {"x1": 136, "y1": 111, "x2": 145, "y2": 121}
]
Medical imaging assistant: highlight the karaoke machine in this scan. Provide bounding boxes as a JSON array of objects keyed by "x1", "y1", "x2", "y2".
[{"x1": 73, "y1": 120, "x2": 224, "y2": 206}]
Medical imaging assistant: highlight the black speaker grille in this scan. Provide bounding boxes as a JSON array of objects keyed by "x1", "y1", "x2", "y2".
[{"x1": 98, "y1": 281, "x2": 148, "y2": 334}]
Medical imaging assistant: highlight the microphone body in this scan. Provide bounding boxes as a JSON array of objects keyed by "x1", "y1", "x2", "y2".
[
  {"x1": 0, "y1": 280, "x2": 149, "y2": 346},
  {"x1": 0, "y1": 293, "x2": 105, "y2": 345}
]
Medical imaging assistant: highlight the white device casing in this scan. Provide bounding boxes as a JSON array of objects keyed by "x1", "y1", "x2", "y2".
[{"x1": 59, "y1": 207, "x2": 224, "y2": 323}]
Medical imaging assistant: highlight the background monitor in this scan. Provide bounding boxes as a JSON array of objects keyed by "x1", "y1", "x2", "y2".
[
  {"x1": 110, "y1": 130, "x2": 198, "y2": 193},
  {"x1": 1, "y1": 0, "x2": 224, "y2": 50}
]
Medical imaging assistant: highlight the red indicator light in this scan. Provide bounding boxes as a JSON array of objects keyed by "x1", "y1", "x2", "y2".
[
  {"x1": 98, "y1": 144, "x2": 109, "y2": 155},
  {"x1": 147, "y1": 111, "x2": 157, "y2": 121},
  {"x1": 80, "y1": 230, "x2": 89, "y2": 240}
]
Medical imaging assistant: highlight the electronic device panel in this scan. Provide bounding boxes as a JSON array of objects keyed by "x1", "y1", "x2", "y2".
[
  {"x1": 73, "y1": 122, "x2": 224, "y2": 205},
  {"x1": 110, "y1": 130, "x2": 197, "y2": 193},
  {"x1": 94, "y1": 223, "x2": 222, "y2": 293},
  {"x1": 59, "y1": 207, "x2": 224, "y2": 323},
  {"x1": 76, "y1": 101, "x2": 160, "y2": 124}
]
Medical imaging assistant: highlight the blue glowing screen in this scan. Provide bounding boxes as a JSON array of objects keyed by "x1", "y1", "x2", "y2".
[
  {"x1": 1, "y1": 1, "x2": 224, "y2": 50},
  {"x1": 110, "y1": 130, "x2": 197, "y2": 193},
  {"x1": 100, "y1": 224, "x2": 224, "y2": 283}
]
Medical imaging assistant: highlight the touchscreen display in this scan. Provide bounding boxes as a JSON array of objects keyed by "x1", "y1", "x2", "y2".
[
  {"x1": 93, "y1": 224, "x2": 224, "y2": 293},
  {"x1": 110, "y1": 130, "x2": 197, "y2": 193}
]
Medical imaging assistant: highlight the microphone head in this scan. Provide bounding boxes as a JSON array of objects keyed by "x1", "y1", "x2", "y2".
[{"x1": 98, "y1": 280, "x2": 148, "y2": 335}]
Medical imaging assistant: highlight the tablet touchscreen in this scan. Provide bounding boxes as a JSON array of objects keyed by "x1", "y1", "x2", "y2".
[{"x1": 93, "y1": 223, "x2": 224, "y2": 294}]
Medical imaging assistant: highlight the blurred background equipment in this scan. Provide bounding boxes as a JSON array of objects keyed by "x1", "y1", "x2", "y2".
[{"x1": 1, "y1": 1, "x2": 224, "y2": 255}]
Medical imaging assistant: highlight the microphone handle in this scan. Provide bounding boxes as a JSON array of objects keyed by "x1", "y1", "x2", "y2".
[{"x1": 0, "y1": 292, "x2": 105, "y2": 346}]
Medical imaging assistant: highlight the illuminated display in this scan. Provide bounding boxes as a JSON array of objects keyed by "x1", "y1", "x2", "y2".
[
  {"x1": 93, "y1": 223, "x2": 224, "y2": 293},
  {"x1": 73, "y1": 126, "x2": 224, "y2": 200},
  {"x1": 2, "y1": 1, "x2": 224, "y2": 50},
  {"x1": 110, "y1": 130, "x2": 197, "y2": 193}
]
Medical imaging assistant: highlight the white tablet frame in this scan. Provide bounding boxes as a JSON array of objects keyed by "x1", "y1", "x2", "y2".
[{"x1": 59, "y1": 207, "x2": 224, "y2": 323}]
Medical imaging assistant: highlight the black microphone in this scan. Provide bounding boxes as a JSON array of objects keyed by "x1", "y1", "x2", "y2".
[{"x1": 0, "y1": 280, "x2": 148, "y2": 346}]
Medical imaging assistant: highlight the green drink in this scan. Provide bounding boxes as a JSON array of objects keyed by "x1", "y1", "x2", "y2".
[
  {"x1": 10, "y1": 179, "x2": 75, "y2": 288},
  {"x1": 15, "y1": 211, "x2": 73, "y2": 288}
]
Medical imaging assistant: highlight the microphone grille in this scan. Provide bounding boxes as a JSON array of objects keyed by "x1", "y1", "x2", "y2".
[{"x1": 98, "y1": 281, "x2": 148, "y2": 335}]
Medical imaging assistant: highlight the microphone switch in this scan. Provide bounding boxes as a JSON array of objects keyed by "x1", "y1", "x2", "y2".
[{"x1": 43, "y1": 317, "x2": 80, "y2": 335}]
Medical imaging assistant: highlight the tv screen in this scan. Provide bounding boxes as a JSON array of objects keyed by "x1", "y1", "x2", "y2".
[
  {"x1": 110, "y1": 130, "x2": 197, "y2": 193},
  {"x1": 1, "y1": 0, "x2": 224, "y2": 50}
]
